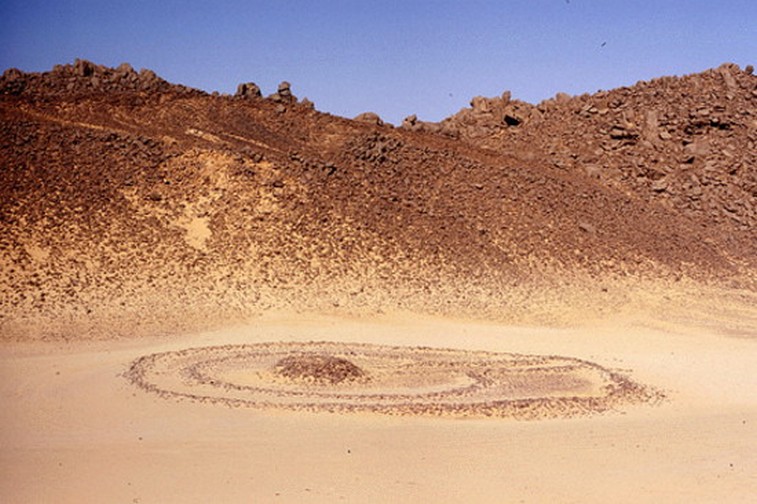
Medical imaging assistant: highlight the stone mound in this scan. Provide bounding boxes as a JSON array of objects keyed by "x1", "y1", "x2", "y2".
[{"x1": 274, "y1": 354, "x2": 366, "y2": 384}]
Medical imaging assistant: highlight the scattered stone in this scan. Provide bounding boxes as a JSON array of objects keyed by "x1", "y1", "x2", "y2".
[
  {"x1": 116, "y1": 62, "x2": 134, "y2": 75},
  {"x1": 0, "y1": 68, "x2": 25, "y2": 94},
  {"x1": 684, "y1": 139, "x2": 710, "y2": 157},
  {"x1": 584, "y1": 164, "x2": 601, "y2": 179},
  {"x1": 651, "y1": 179, "x2": 669, "y2": 192},
  {"x1": 1, "y1": 58, "x2": 753, "y2": 337},
  {"x1": 578, "y1": 222, "x2": 596, "y2": 234},
  {"x1": 609, "y1": 126, "x2": 637, "y2": 140}
]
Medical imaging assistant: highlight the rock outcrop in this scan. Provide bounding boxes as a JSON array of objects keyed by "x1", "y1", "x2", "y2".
[
  {"x1": 0, "y1": 58, "x2": 199, "y2": 97},
  {"x1": 268, "y1": 81, "x2": 297, "y2": 103},
  {"x1": 423, "y1": 63, "x2": 756, "y2": 238},
  {"x1": 235, "y1": 82, "x2": 262, "y2": 99}
]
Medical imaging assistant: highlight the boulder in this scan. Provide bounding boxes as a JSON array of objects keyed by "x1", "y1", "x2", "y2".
[
  {"x1": 115, "y1": 62, "x2": 135, "y2": 76},
  {"x1": 402, "y1": 114, "x2": 418, "y2": 129},
  {"x1": 268, "y1": 81, "x2": 296, "y2": 103},
  {"x1": 470, "y1": 96, "x2": 491, "y2": 113},
  {"x1": 73, "y1": 59, "x2": 95, "y2": 77},
  {"x1": 717, "y1": 63, "x2": 738, "y2": 90},
  {"x1": 235, "y1": 82, "x2": 261, "y2": 99},
  {"x1": 277, "y1": 81, "x2": 292, "y2": 96},
  {"x1": 354, "y1": 112, "x2": 384, "y2": 126},
  {"x1": 555, "y1": 92, "x2": 572, "y2": 103}
]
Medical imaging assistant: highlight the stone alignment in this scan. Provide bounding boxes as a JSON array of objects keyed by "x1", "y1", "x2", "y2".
[{"x1": 126, "y1": 341, "x2": 662, "y2": 419}]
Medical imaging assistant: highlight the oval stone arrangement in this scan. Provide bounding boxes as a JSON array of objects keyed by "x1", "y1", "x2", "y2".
[{"x1": 126, "y1": 341, "x2": 661, "y2": 419}]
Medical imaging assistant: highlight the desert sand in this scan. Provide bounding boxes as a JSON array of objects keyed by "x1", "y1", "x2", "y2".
[{"x1": 2, "y1": 305, "x2": 755, "y2": 503}]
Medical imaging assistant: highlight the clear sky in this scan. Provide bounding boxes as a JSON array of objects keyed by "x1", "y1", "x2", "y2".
[{"x1": 1, "y1": 1, "x2": 754, "y2": 124}]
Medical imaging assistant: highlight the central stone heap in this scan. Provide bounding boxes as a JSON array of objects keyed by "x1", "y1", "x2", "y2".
[{"x1": 273, "y1": 354, "x2": 366, "y2": 384}]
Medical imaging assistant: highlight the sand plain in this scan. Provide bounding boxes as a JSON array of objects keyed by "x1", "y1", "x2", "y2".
[{"x1": 1, "y1": 307, "x2": 756, "y2": 503}]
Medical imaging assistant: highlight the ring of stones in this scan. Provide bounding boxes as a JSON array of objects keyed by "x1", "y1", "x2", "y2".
[{"x1": 126, "y1": 341, "x2": 652, "y2": 418}]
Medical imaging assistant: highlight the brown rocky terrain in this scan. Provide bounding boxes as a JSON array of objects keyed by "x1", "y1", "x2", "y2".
[
  {"x1": 1, "y1": 60, "x2": 755, "y2": 340},
  {"x1": 417, "y1": 63, "x2": 756, "y2": 241}
]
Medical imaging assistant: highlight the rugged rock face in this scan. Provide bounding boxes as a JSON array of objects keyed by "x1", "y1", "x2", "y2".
[
  {"x1": 1, "y1": 60, "x2": 754, "y2": 340},
  {"x1": 426, "y1": 63, "x2": 757, "y2": 240}
]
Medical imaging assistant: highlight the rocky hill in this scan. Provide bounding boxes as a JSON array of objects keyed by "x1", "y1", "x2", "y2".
[
  {"x1": 413, "y1": 63, "x2": 756, "y2": 241},
  {"x1": 1, "y1": 60, "x2": 754, "y2": 340}
]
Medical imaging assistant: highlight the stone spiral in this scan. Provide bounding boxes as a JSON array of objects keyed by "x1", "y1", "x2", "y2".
[{"x1": 126, "y1": 341, "x2": 660, "y2": 419}]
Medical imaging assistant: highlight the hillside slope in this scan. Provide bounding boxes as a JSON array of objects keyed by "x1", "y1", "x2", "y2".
[{"x1": 1, "y1": 60, "x2": 754, "y2": 339}]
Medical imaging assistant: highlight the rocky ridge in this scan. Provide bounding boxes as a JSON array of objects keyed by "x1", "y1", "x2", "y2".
[{"x1": 408, "y1": 63, "x2": 756, "y2": 241}]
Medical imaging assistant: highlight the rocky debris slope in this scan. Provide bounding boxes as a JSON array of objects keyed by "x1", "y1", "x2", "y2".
[
  {"x1": 1, "y1": 60, "x2": 754, "y2": 340},
  {"x1": 414, "y1": 63, "x2": 756, "y2": 243}
]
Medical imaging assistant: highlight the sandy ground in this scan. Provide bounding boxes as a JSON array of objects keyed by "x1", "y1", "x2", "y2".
[{"x1": 1, "y1": 310, "x2": 756, "y2": 503}]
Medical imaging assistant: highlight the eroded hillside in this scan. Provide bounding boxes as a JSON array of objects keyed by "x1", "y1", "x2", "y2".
[{"x1": 1, "y1": 60, "x2": 754, "y2": 339}]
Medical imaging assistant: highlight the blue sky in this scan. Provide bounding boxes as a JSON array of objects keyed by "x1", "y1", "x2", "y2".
[{"x1": 1, "y1": 1, "x2": 754, "y2": 124}]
